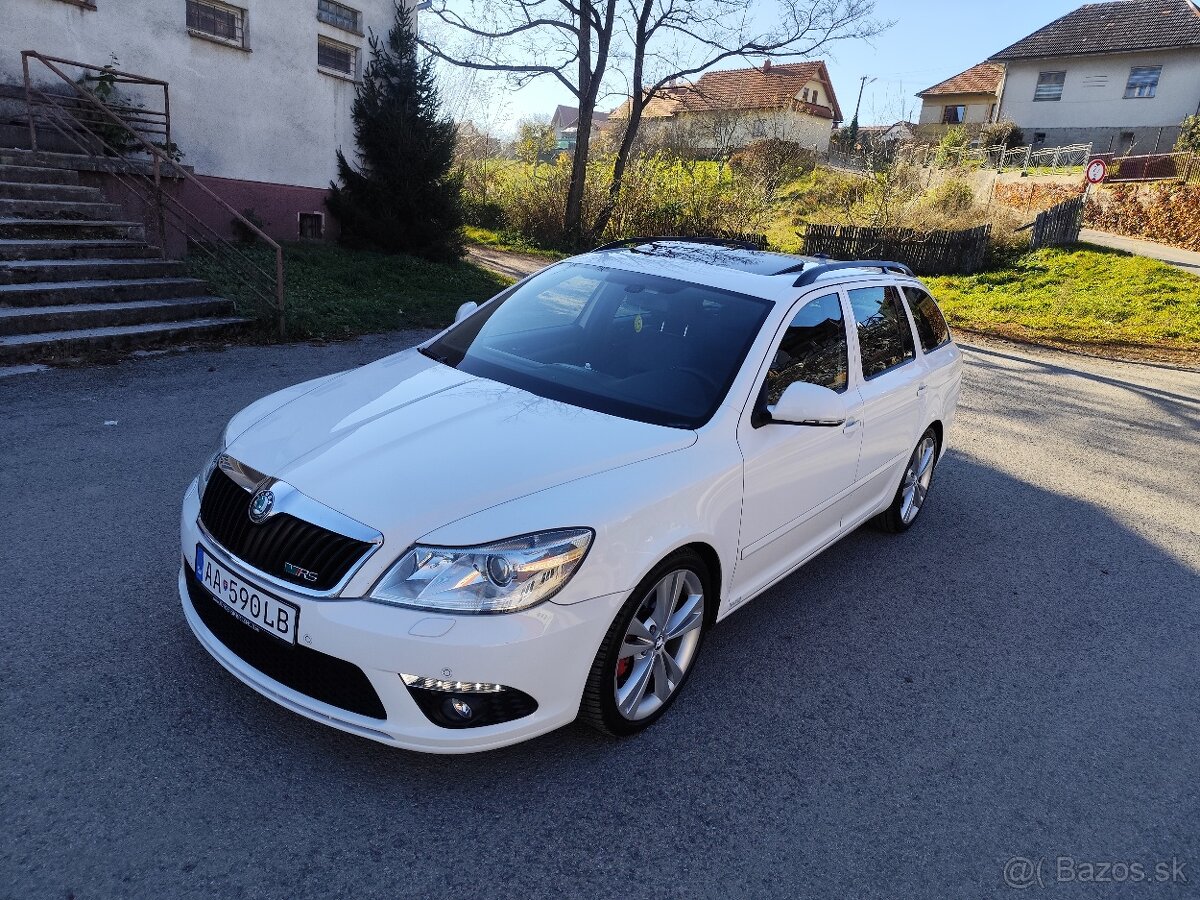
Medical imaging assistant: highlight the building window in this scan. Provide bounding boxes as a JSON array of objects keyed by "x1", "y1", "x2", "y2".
[
  {"x1": 186, "y1": 0, "x2": 247, "y2": 48},
  {"x1": 801, "y1": 88, "x2": 810, "y2": 102},
  {"x1": 318, "y1": 36, "x2": 358, "y2": 78},
  {"x1": 317, "y1": 0, "x2": 362, "y2": 34},
  {"x1": 1124, "y1": 65, "x2": 1161, "y2": 99},
  {"x1": 298, "y1": 212, "x2": 324, "y2": 240},
  {"x1": 942, "y1": 105, "x2": 965, "y2": 125},
  {"x1": 812, "y1": 90, "x2": 820, "y2": 105},
  {"x1": 1034, "y1": 71, "x2": 1066, "y2": 101}
]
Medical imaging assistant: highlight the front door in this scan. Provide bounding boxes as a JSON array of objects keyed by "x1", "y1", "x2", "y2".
[{"x1": 734, "y1": 290, "x2": 864, "y2": 602}]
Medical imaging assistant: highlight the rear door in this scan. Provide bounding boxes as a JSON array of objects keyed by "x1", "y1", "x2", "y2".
[{"x1": 845, "y1": 282, "x2": 926, "y2": 516}]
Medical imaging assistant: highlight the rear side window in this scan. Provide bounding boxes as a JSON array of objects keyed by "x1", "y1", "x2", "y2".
[
  {"x1": 848, "y1": 285, "x2": 915, "y2": 379},
  {"x1": 904, "y1": 287, "x2": 952, "y2": 352},
  {"x1": 762, "y1": 292, "x2": 848, "y2": 403}
]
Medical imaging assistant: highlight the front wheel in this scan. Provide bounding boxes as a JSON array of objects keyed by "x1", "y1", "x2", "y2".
[
  {"x1": 580, "y1": 549, "x2": 710, "y2": 737},
  {"x1": 877, "y1": 427, "x2": 940, "y2": 533}
]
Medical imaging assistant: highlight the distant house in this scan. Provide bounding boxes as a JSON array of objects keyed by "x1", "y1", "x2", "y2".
[
  {"x1": 550, "y1": 105, "x2": 609, "y2": 151},
  {"x1": 990, "y1": 0, "x2": 1200, "y2": 153},
  {"x1": 857, "y1": 121, "x2": 918, "y2": 146},
  {"x1": 609, "y1": 60, "x2": 843, "y2": 154},
  {"x1": 916, "y1": 62, "x2": 1005, "y2": 129}
]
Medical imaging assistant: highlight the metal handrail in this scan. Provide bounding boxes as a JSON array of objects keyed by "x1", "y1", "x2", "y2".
[{"x1": 20, "y1": 50, "x2": 285, "y2": 335}]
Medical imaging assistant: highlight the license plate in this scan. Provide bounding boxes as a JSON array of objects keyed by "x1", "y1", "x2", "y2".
[{"x1": 195, "y1": 544, "x2": 299, "y2": 644}]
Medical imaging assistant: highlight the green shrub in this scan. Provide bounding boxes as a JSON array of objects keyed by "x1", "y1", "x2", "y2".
[
  {"x1": 924, "y1": 179, "x2": 975, "y2": 214},
  {"x1": 728, "y1": 139, "x2": 815, "y2": 195}
]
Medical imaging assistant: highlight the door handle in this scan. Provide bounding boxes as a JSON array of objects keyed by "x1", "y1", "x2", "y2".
[
  {"x1": 917, "y1": 383, "x2": 928, "y2": 395},
  {"x1": 843, "y1": 418, "x2": 860, "y2": 433}
]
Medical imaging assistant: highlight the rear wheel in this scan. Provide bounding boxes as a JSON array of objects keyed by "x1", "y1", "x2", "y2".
[
  {"x1": 877, "y1": 427, "x2": 939, "y2": 533},
  {"x1": 580, "y1": 549, "x2": 710, "y2": 736}
]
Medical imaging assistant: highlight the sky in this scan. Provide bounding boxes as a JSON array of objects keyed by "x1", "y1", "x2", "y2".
[{"x1": 433, "y1": 0, "x2": 1088, "y2": 134}]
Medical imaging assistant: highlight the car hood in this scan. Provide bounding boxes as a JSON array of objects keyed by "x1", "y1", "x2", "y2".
[{"x1": 225, "y1": 349, "x2": 697, "y2": 545}]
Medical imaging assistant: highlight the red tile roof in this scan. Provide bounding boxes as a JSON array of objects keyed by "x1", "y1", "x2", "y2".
[
  {"x1": 917, "y1": 62, "x2": 1005, "y2": 98},
  {"x1": 609, "y1": 60, "x2": 842, "y2": 122}
]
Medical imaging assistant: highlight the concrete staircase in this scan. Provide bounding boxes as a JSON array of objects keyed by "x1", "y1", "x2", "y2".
[{"x1": 0, "y1": 149, "x2": 249, "y2": 364}]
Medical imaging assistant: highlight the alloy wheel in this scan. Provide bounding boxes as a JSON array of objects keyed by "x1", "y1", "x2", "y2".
[
  {"x1": 613, "y1": 569, "x2": 705, "y2": 721},
  {"x1": 900, "y1": 434, "x2": 937, "y2": 524}
]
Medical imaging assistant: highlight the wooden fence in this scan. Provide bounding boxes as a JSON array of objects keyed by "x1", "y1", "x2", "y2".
[
  {"x1": 802, "y1": 223, "x2": 991, "y2": 275},
  {"x1": 1028, "y1": 194, "x2": 1085, "y2": 249}
]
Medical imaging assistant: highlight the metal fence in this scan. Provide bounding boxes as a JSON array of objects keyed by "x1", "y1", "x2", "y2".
[
  {"x1": 1093, "y1": 151, "x2": 1200, "y2": 183},
  {"x1": 905, "y1": 142, "x2": 1093, "y2": 175},
  {"x1": 802, "y1": 223, "x2": 991, "y2": 276}
]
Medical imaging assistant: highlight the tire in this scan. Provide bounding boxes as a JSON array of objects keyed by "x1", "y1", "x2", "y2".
[
  {"x1": 580, "y1": 548, "x2": 711, "y2": 737},
  {"x1": 877, "y1": 426, "x2": 940, "y2": 533}
]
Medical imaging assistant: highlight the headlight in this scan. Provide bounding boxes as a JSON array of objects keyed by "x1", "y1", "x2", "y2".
[
  {"x1": 369, "y1": 528, "x2": 593, "y2": 614},
  {"x1": 197, "y1": 428, "x2": 230, "y2": 499}
]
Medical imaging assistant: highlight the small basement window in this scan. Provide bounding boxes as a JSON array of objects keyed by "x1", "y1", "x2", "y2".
[
  {"x1": 318, "y1": 0, "x2": 362, "y2": 34},
  {"x1": 298, "y1": 212, "x2": 324, "y2": 240},
  {"x1": 318, "y1": 36, "x2": 358, "y2": 79},
  {"x1": 187, "y1": 0, "x2": 247, "y2": 49}
]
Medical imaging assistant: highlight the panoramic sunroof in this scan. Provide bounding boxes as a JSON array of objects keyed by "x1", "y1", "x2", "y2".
[{"x1": 625, "y1": 241, "x2": 814, "y2": 276}]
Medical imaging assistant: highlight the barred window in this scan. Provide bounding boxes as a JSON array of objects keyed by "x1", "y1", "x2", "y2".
[
  {"x1": 318, "y1": 0, "x2": 362, "y2": 33},
  {"x1": 1034, "y1": 71, "x2": 1066, "y2": 102},
  {"x1": 1124, "y1": 66, "x2": 1162, "y2": 99},
  {"x1": 318, "y1": 36, "x2": 358, "y2": 78},
  {"x1": 186, "y1": 0, "x2": 246, "y2": 48}
]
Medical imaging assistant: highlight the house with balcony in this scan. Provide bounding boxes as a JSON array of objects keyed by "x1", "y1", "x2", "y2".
[
  {"x1": 990, "y1": 0, "x2": 1200, "y2": 153},
  {"x1": 916, "y1": 62, "x2": 1005, "y2": 133},
  {"x1": 608, "y1": 60, "x2": 843, "y2": 154}
]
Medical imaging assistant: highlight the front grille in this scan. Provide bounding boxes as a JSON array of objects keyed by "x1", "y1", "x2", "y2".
[
  {"x1": 185, "y1": 563, "x2": 386, "y2": 719},
  {"x1": 199, "y1": 467, "x2": 372, "y2": 591}
]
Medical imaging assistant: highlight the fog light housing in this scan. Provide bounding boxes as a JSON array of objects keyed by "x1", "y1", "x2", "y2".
[{"x1": 400, "y1": 673, "x2": 538, "y2": 729}]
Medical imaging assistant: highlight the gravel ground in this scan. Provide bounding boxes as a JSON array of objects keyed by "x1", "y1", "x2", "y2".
[{"x1": 2, "y1": 331, "x2": 1198, "y2": 900}]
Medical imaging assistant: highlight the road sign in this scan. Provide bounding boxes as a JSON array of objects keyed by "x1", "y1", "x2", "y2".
[{"x1": 1086, "y1": 158, "x2": 1108, "y2": 184}]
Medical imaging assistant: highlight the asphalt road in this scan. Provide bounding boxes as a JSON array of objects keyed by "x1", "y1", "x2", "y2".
[{"x1": 3, "y1": 334, "x2": 1199, "y2": 900}]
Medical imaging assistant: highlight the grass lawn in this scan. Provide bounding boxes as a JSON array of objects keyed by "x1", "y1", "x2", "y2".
[
  {"x1": 926, "y1": 246, "x2": 1200, "y2": 352},
  {"x1": 462, "y1": 225, "x2": 567, "y2": 260},
  {"x1": 190, "y1": 242, "x2": 512, "y2": 340}
]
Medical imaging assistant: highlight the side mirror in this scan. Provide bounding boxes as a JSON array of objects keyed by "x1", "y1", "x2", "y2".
[
  {"x1": 767, "y1": 381, "x2": 846, "y2": 426},
  {"x1": 454, "y1": 301, "x2": 479, "y2": 324}
]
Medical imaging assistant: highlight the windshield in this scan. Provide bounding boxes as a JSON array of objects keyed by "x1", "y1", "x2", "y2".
[{"x1": 423, "y1": 262, "x2": 774, "y2": 428}]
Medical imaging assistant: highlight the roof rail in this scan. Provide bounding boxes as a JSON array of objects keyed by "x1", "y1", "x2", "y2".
[
  {"x1": 793, "y1": 260, "x2": 914, "y2": 287},
  {"x1": 592, "y1": 235, "x2": 765, "y2": 253}
]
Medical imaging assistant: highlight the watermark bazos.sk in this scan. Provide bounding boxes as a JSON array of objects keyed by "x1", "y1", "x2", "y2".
[{"x1": 1003, "y1": 855, "x2": 1187, "y2": 889}]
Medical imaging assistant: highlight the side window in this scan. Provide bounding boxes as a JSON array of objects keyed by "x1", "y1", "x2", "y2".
[
  {"x1": 903, "y1": 287, "x2": 952, "y2": 353},
  {"x1": 848, "y1": 285, "x2": 915, "y2": 379},
  {"x1": 762, "y1": 292, "x2": 848, "y2": 404}
]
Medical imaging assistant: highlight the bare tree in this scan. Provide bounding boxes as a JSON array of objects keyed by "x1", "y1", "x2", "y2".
[
  {"x1": 417, "y1": 1, "x2": 619, "y2": 245},
  {"x1": 592, "y1": 0, "x2": 883, "y2": 239},
  {"x1": 419, "y1": 0, "x2": 882, "y2": 245}
]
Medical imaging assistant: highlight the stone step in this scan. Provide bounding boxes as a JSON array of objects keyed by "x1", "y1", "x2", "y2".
[
  {"x1": 0, "y1": 296, "x2": 235, "y2": 336},
  {"x1": 0, "y1": 181, "x2": 104, "y2": 203},
  {"x1": 0, "y1": 148, "x2": 105, "y2": 170},
  {"x1": 0, "y1": 197, "x2": 123, "y2": 221},
  {"x1": 0, "y1": 239, "x2": 159, "y2": 261},
  {"x1": 0, "y1": 257, "x2": 186, "y2": 284},
  {"x1": 0, "y1": 316, "x2": 251, "y2": 365},
  {"x1": 0, "y1": 163, "x2": 81, "y2": 186},
  {"x1": 0, "y1": 276, "x2": 210, "y2": 307},
  {"x1": 0, "y1": 218, "x2": 146, "y2": 240}
]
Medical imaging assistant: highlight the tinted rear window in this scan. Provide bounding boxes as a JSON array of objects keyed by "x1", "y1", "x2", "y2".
[{"x1": 903, "y1": 287, "x2": 952, "y2": 352}]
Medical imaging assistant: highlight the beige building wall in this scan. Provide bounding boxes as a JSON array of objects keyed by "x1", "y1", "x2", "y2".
[
  {"x1": 2, "y1": 0, "x2": 406, "y2": 188},
  {"x1": 673, "y1": 107, "x2": 833, "y2": 153},
  {"x1": 918, "y1": 93, "x2": 999, "y2": 126}
]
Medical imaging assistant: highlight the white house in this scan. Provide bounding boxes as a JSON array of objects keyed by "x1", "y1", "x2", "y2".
[
  {"x1": 609, "y1": 61, "x2": 843, "y2": 154},
  {"x1": 1, "y1": 0, "x2": 406, "y2": 240},
  {"x1": 992, "y1": 0, "x2": 1200, "y2": 153}
]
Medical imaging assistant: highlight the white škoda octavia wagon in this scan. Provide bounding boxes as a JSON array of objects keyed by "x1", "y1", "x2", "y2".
[{"x1": 180, "y1": 240, "x2": 962, "y2": 753}]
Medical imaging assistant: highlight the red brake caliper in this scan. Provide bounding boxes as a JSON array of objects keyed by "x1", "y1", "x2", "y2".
[{"x1": 616, "y1": 656, "x2": 632, "y2": 681}]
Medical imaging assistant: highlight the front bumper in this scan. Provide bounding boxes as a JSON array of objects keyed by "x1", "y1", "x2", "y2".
[{"x1": 179, "y1": 479, "x2": 624, "y2": 753}]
